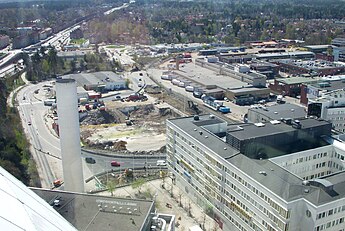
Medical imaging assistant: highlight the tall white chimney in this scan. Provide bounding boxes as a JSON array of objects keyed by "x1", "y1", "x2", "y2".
[{"x1": 55, "y1": 79, "x2": 84, "y2": 192}]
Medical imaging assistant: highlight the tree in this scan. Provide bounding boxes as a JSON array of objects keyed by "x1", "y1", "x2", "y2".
[
  {"x1": 47, "y1": 47, "x2": 58, "y2": 76},
  {"x1": 107, "y1": 180, "x2": 117, "y2": 196},
  {"x1": 131, "y1": 178, "x2": 145, "y2": 193}
]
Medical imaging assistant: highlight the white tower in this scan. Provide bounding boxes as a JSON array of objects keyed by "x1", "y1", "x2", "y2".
[{"x1": 56, "y1": 79, "x2": 84, "y2": 192}]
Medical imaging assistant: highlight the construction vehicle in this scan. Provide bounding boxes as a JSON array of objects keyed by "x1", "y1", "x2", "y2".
[{"x1": 187, "y1": 100, "x2": 201, "y2": 114}]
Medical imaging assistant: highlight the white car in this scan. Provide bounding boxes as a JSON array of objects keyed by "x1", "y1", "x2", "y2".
[{"x1": 156, "y1": 160, "x2": 167, "y2": 166}]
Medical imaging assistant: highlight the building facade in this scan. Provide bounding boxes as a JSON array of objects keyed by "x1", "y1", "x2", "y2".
[
  {"x1": 308, "y1": 88, "x2": 345, "y2": 132},
  {"x1": 166, "y1": 115, "x2": 345, "y2": 231}
]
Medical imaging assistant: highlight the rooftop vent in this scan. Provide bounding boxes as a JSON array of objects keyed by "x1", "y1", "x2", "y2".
[
  {"x1": 209, "y1": 114, "x2": 215, "y2": 119},
  {"x1": 205, "y1": 136, "x2": 208, "y2": 138},
  {"x1": 224, "y1": 147, "x2": 227, "y2": 150},
  {"x1": 304, "y1": 189, "x2": 310, "y2": 194},
  {"x1": 199, "y1": 131, "x2": 203, "y2": 135},
  {"x1": 194, "y1": 115, "x2": 199, "y2": 121}
]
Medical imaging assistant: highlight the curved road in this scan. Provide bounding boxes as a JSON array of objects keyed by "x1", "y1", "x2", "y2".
[{"x1": 15, "y1": 80, "x2": 165, "y2": 189}]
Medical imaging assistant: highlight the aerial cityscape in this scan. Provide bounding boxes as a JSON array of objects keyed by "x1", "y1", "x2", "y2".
[{"x1": 1, "y1": 0, "x2": 345, "y2": 230}]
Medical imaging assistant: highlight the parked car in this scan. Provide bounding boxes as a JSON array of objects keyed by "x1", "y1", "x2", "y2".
[
  {"x1": 85, "y1": 157, "x2": 96, "y2": 164},
  {"x1": 156, "y1": 160, "x2": 167, "y2": 166},
  {"x1": 53, "y1": 179, "x2": 62, "y2": 187},
  {"x1": 111, "y1": 161, "x2": 121, "y2": 167}
]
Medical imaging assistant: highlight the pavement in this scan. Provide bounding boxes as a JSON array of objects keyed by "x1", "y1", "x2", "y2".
[{"x1": 96, "y1": 178, "x2": 219, "y2": 231}]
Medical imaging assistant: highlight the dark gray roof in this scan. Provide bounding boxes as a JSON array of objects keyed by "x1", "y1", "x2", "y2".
[
  {"x1": 248, "y1": 103, "x2": 306, "y2": 120},
  {"x1": 227, "y1": 118, "x2": 330, "y2": 141},
  {"x1": 31, "y1": 188, "x2": 154, "y2": 231},
  {"x1": 168, "y1": 115, "x2": 240, "y2": 159}
]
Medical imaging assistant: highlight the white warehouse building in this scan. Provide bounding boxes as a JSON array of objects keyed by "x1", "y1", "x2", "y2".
[
  {"x1": 63, "y1": 71, "x2": 127, "y2": 91},
  {"x1": 166, "y1": 114, "x2": 345, "y2": 231}
]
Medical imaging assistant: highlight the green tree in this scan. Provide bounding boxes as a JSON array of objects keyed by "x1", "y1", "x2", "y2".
[
  {"x1": 107, "y1": 180, "x2": 117, "y2": 196},
  {"x1": 131, "y1": 178, "x2": 145, "y2": 193}
]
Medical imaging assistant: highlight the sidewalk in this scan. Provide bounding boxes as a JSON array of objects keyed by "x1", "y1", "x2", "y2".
[{"x1": 96, "y1": 178, "x2": 220, "y2": 231}]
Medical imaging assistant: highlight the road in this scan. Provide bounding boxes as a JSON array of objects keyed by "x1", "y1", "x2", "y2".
[
  {"x1": 15, "y1": 80, "x2": 165, "y2": 189},
  {"x1": 17, "y1": 82, "x2": 59, "y2": 188},
  {"x1": 145, "y1": 67, "x2": 247, "y2": 122}
]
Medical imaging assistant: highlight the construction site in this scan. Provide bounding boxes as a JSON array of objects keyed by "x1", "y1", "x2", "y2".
[{"x1": 78, "y1": 84, "x2": 202, "y2": 154}]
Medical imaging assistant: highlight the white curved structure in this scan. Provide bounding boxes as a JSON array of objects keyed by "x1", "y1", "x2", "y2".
[
  {"x1": 56, "y1": 79, "x2": 84, "y2": 193},
  {"x1": 0, "y1": 166, "x2": 77, "y2": 231}
]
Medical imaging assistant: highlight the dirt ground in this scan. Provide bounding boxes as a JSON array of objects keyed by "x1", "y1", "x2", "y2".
[{"x1": 80, "y1": 97, "x2": 173, "y2": 152}]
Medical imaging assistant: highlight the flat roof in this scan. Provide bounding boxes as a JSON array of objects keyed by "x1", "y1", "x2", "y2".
[
  {"x1": 309, "y1": 79, "x2": 345, "y2": 91},
  {"x1": 169, "y1": 115, "x2": 345, "y2": 204},
  {"x1": 248, "y1": 103, "x2": 306, "y2": 120},
  {"x1": 229, "y1": 87, "x2": 269, "y2": 94},
  {"x1": 32, "y1": 188, "x2": 154, "y2": 231},
  {"x1": 255, "y1": 51, "x2": 315, "y2": 59},
  {"x1": 57, "y1": 51, "x2": 90, "y2": 57},
  {"x1": 175, "y1": 62, "x2": 250, "y2": 90},
  {"x1": 275, "y1": 77, "x2": 319, "y2": 85},
  {"x1": 168, "y1": 115, "x2": 240, "y2": 159},
  {"x1": 304, "y1": 45, "x2": 334, "y2": 49},
  {"x1": 227, "y1": 118, "x2": 330, "y2": 141},
  {"x1": 63, "y1": 71, "x2": 124, "y2": 87}
]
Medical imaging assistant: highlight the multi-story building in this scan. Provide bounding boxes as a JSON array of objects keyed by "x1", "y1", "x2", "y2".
[
  {"x1": 247, "y1": 103, "x2": 306, "y2": 124},
  {"x1": 308, "y1": 88, "x2": 345, "y2": 132},
  {"x1": 166, "y1": 114, "x2": 345, "y2": 231}
]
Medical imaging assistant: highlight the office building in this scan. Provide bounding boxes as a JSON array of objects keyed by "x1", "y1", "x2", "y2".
[
  {"x1": 308, "y1": 88, "x2": 345, "y2": 132},
  {"x1": 166, "y1": 115, "x2": 345, "y2": 231}
]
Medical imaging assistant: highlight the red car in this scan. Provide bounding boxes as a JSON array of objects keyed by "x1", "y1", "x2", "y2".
[{"x1": 111, "y1": 161, "x2": 120, "y2": 167}]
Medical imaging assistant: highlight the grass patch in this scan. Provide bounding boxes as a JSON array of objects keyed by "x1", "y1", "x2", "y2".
[
  {"x1": 70, "y1": 38, "x2": 87, "y2": 45},
  {"x1": 106, "y1": 45, "x2": 125, "y2": 49}
]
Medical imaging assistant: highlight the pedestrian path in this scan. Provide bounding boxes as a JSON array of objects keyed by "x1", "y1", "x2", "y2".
[{"x1": 96, "y1": 178, "x2": 221, "y2": 231}]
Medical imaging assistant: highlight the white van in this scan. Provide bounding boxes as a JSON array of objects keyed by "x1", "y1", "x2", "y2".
[{"x1": 156, "y1": 160, "x2": 167, "y2": 166}]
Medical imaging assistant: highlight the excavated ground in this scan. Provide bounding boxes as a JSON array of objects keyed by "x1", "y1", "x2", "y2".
[{"x1": 80, "y1": 101, "x2": 173, "y2": 152}]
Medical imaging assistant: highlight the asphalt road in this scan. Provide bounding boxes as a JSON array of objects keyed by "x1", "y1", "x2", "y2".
[{"x1": 16, "y1": 80, "x2": 166, "y2": 189}]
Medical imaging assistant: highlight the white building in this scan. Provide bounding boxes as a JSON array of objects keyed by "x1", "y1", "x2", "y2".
[
  {"x1": 64, "y1": 71, "x2": 127, "y2": 91},
  {"x1": 0, "y1": 166, "x2": 77, "y2": 231},
  {"x1": 166, "y1": 114, "x2": 345, "y2": 231},
  {"x1": 308, "y1": 88, "x2": 345, "y2": 132}
]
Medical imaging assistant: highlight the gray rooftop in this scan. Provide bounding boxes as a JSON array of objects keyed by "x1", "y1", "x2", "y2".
[
  {"x1": 227, "y1": 118, "x2": 329, "y2": 141},
  {"x1": 309, "y1": 79, "x2": 345, "y2": 92},
  {"x1": 168, "y1": 115, "x2": 240, "y2": 159},
  {"x1": 227, "y1": 154, "x2": 345, "y2": 204},
  {"x1": 63, "y1": 71, "x2": 124, "y2": 87},
  {"x1": 255, "y1": 51, "x2": 315, "y2": 59},
  {"x1": 175, "y1": 62, "x2": 252, "y2": 90},
  {"x1": 57, "y1": 50, "x2": 90, "y2": 58},
  {"x1": 248, "y1": 103, "x2": 306, "y2": 120},
  {"x1": 32, "y1": 188, "x2": 154, "y2": 231},
  {"x1": 168, "y1": 115, "x2": 345, "y2": 205}
]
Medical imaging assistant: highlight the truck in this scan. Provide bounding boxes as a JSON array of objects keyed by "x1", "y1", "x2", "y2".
[
  {"x1": 277, "y1": 95, "x2": 285, "y2": 104},
  {"x1": 44, "y1": 98, "x2": 56, "y2": 106},
  {"x1": 203, "y1": 96, "x2": 230, "y2": 113}
]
